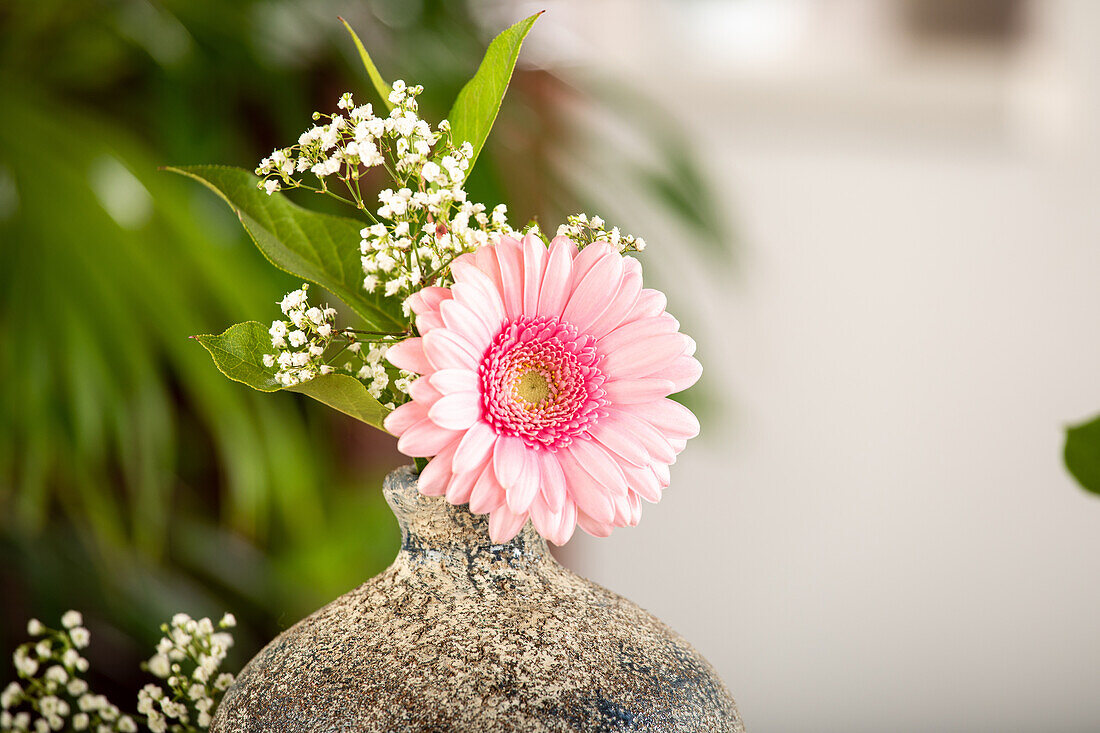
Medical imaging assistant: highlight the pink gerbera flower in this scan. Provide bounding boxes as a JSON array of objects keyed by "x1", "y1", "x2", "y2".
[{"x1": 383, "y1": 234, "x2": 702, "y2": 544}]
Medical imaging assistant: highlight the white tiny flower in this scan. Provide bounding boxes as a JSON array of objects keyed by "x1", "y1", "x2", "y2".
[
  {"x1": 61, "y1": 611, "x2": 82, "y2": 629},
  {"x1": 263, "y1": 354, "x2": 276, "y2": 368},
  {"x1": 27, "y1": 619, "x2": 44, "y2": 636},
  {"x1": 288, "y1": 330, "x2": 307, "y2": 348},
  {"x1": 69, "y1": 628, "x2": 90, "y2": 649},
  {"x1": 148, "y1": 654, "x2": 171, "y2": 678},
  {"x1": 72, "y1": 713, "x2": 89, "y2": 731},
  {"x1": 263, "y1": 179, "x2": 279, "y2": 195},
  {"x1": 1, "y1": 682, "x2": 21, "y2": 709},
  {"x1": 44, "y1": 666, "x2": 67, "y2": 685},
  {"x1": 66, "y1": 679, "x2": 88, "y2": 697}
]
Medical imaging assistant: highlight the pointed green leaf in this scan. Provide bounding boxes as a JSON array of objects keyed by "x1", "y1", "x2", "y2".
[
  {"x1": 194, "y1": 321, "x2": 391, "y2": 429},
  {"x1": 1065, "y1": 413, "x2": 1100, "y2": 495},
  {"x1": 165, "y1": 165, "x2": 403, "y2": 332},
  {"x1": 193, "y1": 321, "x2": 281, "y2": 392},
  {"x1": 338, "y1": 17, "x2": 394, "y2": 112},
  {"x1": 445, "y1": 12, "x2": 541, "y2": 180},
  {"x1": 289, "y1": 373, "x2": 389, "y2": 427}
]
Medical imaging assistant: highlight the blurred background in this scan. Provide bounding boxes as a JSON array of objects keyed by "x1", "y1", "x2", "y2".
[{"x1": 1, "y1": 1, "x2": 1098, "y2": 731}]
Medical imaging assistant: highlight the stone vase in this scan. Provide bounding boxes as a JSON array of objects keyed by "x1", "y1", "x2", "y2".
[{"x1": 212, "y1": 465, "x2": 744, "y2": 732}]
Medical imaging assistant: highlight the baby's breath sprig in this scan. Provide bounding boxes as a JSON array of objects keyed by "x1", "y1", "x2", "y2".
[
  {"x1": 263, "y1": 283, "x2": 409, "y2": 405},
  {"x1": 2, "y1": 611, "x2": 138, "y2": 733},
  {"x1": 137, "y1": 613, "x2": 237, "y2": 732},
  {"x1": 256, "y1": 81, "x2": 517, "y2": 321},
  {"x1": 556, "y1": 213, "x2": 647, "y2": 253}
]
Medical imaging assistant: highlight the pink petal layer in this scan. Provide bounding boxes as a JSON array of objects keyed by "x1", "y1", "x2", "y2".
[
  {"x1": 428, "y1": 391, "x2": 480, "y2": 431},
  {"x1": 417, "y1": 440, "x2": 459, "y2": 496},
  {"x1": 453, "y1": 421, "x2": 496, "y2": 475},
  {"x1": 386, "y1": 338, "x2": 431, "y2": 374},
  {"x1": 397, "y1": 418, "x2": 461, "y2": 457},
  {"x1": 488, "y1": 505, "x2": 528, "y2": 543},
  {"x1": 383, "y1": 401, "x2": 426, "y2": 436}
]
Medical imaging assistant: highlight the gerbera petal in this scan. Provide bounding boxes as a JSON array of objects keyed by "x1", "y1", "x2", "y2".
[
  {"x1": 472, "y1": 246, "x2": 503, "y2": 294},
  {"x1": 626, "y1": 490, "x2": 643, "y2": 527},
  {"x1": 652, "y1": 461, "x2": 671, "y2": 487},
  {"x1": 647, "y1": 355, "x2": 703, "y2": 391},
  {"x1": 428, "y1": 391, "x2": 480, "y2": 431},
  {"x1": 506, "y1": 451, "x2": 541, "y2": 514},
  {"x1": 469, "y1": 465, "x2": 505, "y2": 514},
  {"x1": 397, "y1": 418, "x2": 461, "y2": 457},
  {"x1": 406, "y1": 286, "x2": 451, "y2": 316},
  {"x1": 439, "y1": 298, "x2": 493, "y2": 350},
  {"x1": 561, "y1": 252, "x2": 623, "y2": 332},
  {"x1": 422, "y1": 329, "x2": 480, "y2": 370},
  {"x1": 620, "y1": 461, "x2": 663, "y2": 503},
  {"x1": 576, "y1": 510, "x2": 614, "y2": 538},
  {"x1": 416, "y1": 312, "x2": 445, "y2": 334},
  {"x1": 494, "y1": 237, "x2": 525, "y2": 318},
  {"x1": 586, "y1": 271, "x2": 642, "y2": 339},
  {"x1": 602, "y1": 378, "x2": 676, "y2": 405},
  {"x1": 445, "y1": 466, "x2": 481, "y2": 505},
  {"x1": 407, "y1": 376, "x2": 442, "y2": 405},
  {"x1": 588, "y1": 419, "x2": 650, "y2": 467},
  {"x1": 488, "y1": 506, "x2": 529, "y2": 543},
  {"x1": 569, "y1": 439, "x2": 629, "y2": 496},
  {"x1": 569, "y1": 240, "x2": 611, "y2": 286},
  {"x1": 600, "y1": 333, "x2": 690, "y2": 380},
  {"x1": 528, "y1": 497, "x2": 561, "y2": 541},
  {"x1": 451, "y1": 280, "x2": 505, "y2": 332},
  {"x1": 626, "y1": 288, "x2": 667, "y2": 321},
  {"x1": 597, "y1": 315, "x2": 678, "y2": 356},
  {"x1": 611, "y1": 492, "x2": 632, "y2": 527},
  {"x1": 382, "y1": 401, "x2": 426, "y2": 436},
  {"x1": 492, "y1": 434, "x2": 527, "y2": 489},
  {"x1": 417, "y1": 440, "x2": 459, "y2": 496},
  {"x1": 522, "y1": 234, "x2": 548, "y2": 314},
  {"x1": 452, "y1": 260, "x2": 506, "y2": 318},
  {"x1": 538, "y1": 449, "x2": 567, "y2": 513},
  {"x1": 552, "y1": 500, "x2": 578, "y2": 546},
  {"x1": 641, "y1": 398, "x2": 701, "y2": 440},
  {"x1": 557, "y1": 447, "x2": 615, "y2": 524},
  {"x1": 386, "y1": 337, "x2": 431, "y2": 374},
  {"x1": 453, "y1": 420, "x2": 497, "y2": 475},
  {"x1": 536, "y1": 237, "x2": 575, "y2": 317},
  {"x1": 429, "y1": 368, "x2": 479, "y2": 395},
  {"x1": 603, "y1": 408, "x2": 676, "y2": 464}
]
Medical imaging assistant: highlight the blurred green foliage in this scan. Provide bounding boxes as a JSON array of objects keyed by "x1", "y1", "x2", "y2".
[{"x1": 0, "y1": 0, "x2": 726, "y2": 703}]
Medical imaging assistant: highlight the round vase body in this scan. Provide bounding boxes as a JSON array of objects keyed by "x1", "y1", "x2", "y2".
[{"x1": 212, "y1": 466, "x2": 743, "y2": 732}]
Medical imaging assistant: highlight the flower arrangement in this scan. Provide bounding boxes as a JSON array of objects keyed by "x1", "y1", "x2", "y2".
[
  {"x1": 179, "y1": 12, "x2": 701, "y2": 545},
  {"x1": 5, "y1": 13, "x2": 703, "y2": 731}
]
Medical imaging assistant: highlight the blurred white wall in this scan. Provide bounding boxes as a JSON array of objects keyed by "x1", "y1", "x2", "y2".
[{"x1": 491, "y1": 0, "x2": 1100, "y2": 730}]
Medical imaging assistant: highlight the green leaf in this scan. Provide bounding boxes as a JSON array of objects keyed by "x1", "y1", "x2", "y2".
[
  {"x1": 193, "y1": 322, "x2": 280, "y2": 392},
  {"x1": 164, "y1": 165, "x2": 403, "y2": 332},
  {"x1": 338, "y1": 17, "x2": 394, "y2": 112},
  {"x1": 194, "y1": 321, "x2": 391, "y2": 429},
  {"x1": 445, "y1": 12, "x2": 541, "y2": 180},
  {"x1": 1064, "y1": 413, "x2": 1100, "y2": 495}
]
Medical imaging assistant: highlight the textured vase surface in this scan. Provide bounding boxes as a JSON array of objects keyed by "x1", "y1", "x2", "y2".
[{"x1": 212, "y1": 465, "x2": 744, "y2": 732}]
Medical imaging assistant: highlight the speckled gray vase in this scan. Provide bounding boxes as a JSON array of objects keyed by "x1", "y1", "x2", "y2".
[{"x1": 212, "y1": 465, "x2": 743, "y2": 732}]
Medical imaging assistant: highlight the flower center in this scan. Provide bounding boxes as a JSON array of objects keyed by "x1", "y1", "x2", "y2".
[
  {"x1": 515, "y1": 370, "x2": 551, "y2": 405},
  {"x1": 479, "y1": 315, "x2": 608, "y2": 450}
]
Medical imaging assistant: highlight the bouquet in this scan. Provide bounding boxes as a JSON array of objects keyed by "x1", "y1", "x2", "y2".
[
  {"x1": 2, "y1": 13, "x2": 703, "y2": 732},
  {"x1": 179, "y1": 13, "x2": 701, "y2": 546}
]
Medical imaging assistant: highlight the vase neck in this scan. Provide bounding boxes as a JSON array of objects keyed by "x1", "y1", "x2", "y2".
[{"x1": 383, "y1": 465, "x2": 551, "y2": 563}]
